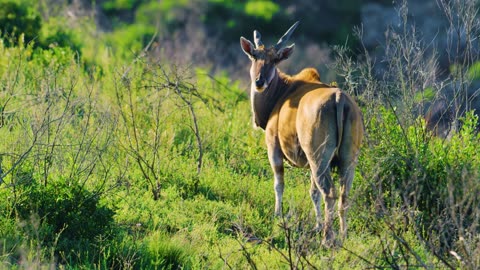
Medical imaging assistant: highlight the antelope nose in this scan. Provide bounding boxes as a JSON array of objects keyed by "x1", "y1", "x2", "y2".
[{"x1": 255, "y1": 76, "x2": 265, "y2": 88}]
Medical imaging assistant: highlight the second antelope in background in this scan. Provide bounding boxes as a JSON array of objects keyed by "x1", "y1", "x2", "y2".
[{"x1": 240, "y1": 22, "x2": 364, "y2": 246}]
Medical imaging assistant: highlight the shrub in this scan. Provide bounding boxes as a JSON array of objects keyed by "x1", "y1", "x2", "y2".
[
  {"x1": 0, "y1": 1, "x2": 83, "y2": 53},
  {"x1": 244, "y1": 1, "x2": 280, "y2": 21},
  {"x1": 467, "y1": 61, "x2": 480, "y2": 81},
  {"x1": 13, "y1": 178, "x2": 115, "y2": 263},
  {"x1": 0, "y1": 0, "x2": 41, "y2": 47},
  {"x1": 105, "y1": 23, "x2": 155, "y2": 57},
  {"x1": 102, "y1": 0, "x2": 143, "y2": 11},
  {"x1": 38, "y1": 17, "x2": 83, "y2": 53},
  {"x1": 357, "y1": 105, "x2": 480, "y2": 262}
]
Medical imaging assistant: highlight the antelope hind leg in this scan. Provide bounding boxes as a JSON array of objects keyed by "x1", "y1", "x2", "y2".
[
  {"x1": 338, "y1": 160, "x2": 356, "y2": 240},
  {"x1": 309, "y1": 175, "x2": 323, "y2": 230}
]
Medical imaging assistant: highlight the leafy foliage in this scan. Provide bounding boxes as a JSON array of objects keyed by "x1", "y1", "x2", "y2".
[
  {"x1": 14, "y1": 179, "x2": 115, "y2": 260},
  {"x1": 0, "y1": 0, "x2": 41, "y2": 46},
  {"x1": 360, "y1": 107, "x2": 480, "y2": 243},
  {"x1": 38, "y1": 17, "x2": 83, "y2": 52},
  {"x1": 468, "y1": 61, "x2": 480, "y2": 81},
  {"x1": 244, "y1": 1, "x2": 280, "y2": 21},
  {"x1": 0, "y1": 0, "x2": 83, "y2": 52}
]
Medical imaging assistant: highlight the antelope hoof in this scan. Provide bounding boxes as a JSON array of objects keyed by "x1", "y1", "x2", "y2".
[
  {"x1": 322, "y1": 237, "x2": 335, "y2": 248},
  {"x1": 322, "y1": 229, "x2": 335, "y2": 248},
  {"x1": 313, "y1": 223, "x2": 323, "y2": 233}
]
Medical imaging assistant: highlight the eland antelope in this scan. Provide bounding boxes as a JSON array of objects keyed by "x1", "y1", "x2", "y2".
[{"x1": 240, "y1": 22, "x2": 364, "y2": 245}]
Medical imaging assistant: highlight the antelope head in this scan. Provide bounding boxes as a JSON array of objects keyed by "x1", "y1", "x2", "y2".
[{"x1": 240, "y1": 21, "x2": 299, "y2": 92}]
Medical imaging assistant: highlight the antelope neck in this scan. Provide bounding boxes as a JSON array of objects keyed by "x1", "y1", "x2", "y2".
[{"x1": 251, "y1": 69, "x2": 290, "y2": 129}]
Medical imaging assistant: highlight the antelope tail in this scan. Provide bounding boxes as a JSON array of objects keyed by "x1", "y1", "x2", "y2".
[{"x1": 335, "y1": 91, "x2": 345, "y2": 156}]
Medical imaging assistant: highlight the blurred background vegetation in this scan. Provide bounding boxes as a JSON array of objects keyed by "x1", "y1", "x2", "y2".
[
  {"x1": 0, "y1": 0, "x2": 479, "y2": 269},
  {"x1": 0, "y1": 0, "x2": 384, "y2": 80}
]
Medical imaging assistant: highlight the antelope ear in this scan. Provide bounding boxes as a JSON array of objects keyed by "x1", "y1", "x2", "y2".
[
  {"x1": 276, "y1": 44, "x2": 295, "y2": 62},
  {"x1": 240, "y1": 37, "x2": 255, "y2": 59}
]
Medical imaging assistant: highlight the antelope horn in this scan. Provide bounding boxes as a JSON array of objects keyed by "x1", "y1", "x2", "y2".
[
  {"x1": 275, "y1": 21, "x2": 300, "y2": 50},
  {"x1": 254, "y1": 30, "x2": 263, "y2": 48}
]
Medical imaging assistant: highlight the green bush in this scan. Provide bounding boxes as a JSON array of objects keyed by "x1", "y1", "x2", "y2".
[
  {"x1": 0, "y1": 0, "x2": 41, "y2": 47},
  {"x1": 105, "y1": 23, "x2": 155, "y2": 57},
  {"x1": 359, "y1": 107, "x2": 480, "y2": 249},
  {"x1": 0, "y1": 1, "x2": 83, "y2": 53},
  {"x1": 102, "y1": 0, "x2": 143, "y2": 11},
  {"x1": 467, "y1": 61, "x2": 480, "y2": 81},
  {"x1": 244, "y1": 1, "x2": 280, "y2": 21},
  {"x1": 13, "y1": 179, "x2": 115, "y2": 262},
  {"x1": 38, "y1": 17, "x2": 83, "y2": 53}
]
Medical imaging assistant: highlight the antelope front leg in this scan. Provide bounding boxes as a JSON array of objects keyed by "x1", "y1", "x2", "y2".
[
  {"x1": 273, "y1": 164, "x2": 284, "y2": 216},
  {"x1": 267, "y1": 138, "x2": 284, "y2": 216}
]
